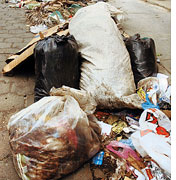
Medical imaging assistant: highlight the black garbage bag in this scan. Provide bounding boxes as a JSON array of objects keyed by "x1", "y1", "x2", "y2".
[
  {"x1": 34, "y1": 34, "x2": 80, "y2": 102},
  {"x1": 124, "y1": 34, "x2": 158, "y2": 85}
]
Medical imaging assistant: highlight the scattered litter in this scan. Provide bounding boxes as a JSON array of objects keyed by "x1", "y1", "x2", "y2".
[
  {"x1": 92, "y1": 151, "x2": 104, "y2": 165},
  {"x1": 131, "y1": 125, "x2": 171, "y2": 175},
  {"x1": 97, "y1": 121, "x2": 112, "y2": 135},
  {"x1": 137, "y1": 73, "x2": 171, "y2": 110},
  {"x1": 25, "y1": 0, "x2": 86, "y2": 28},
  {"x1": 30, "y1": 24, "x2": 48, "y2": 33},
  {"x1": 157, "y1": 58, "x2": 160, "y2": 63},
  {"x1": 25, "y1": 2, "x2": 41, "y2": 9},
  {"x1": 112, "y1": 120, "x2": 127, "y2": 134},
  {"x1": 119, "y1": 138, "x2": 135, "y2": 150},
  {"x1": 48, "y1": 10, "x2": 66, "y2": 24}
]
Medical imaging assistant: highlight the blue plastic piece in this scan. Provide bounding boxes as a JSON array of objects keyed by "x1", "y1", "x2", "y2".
[
  {"x1": 142, "y1": 93, "x2": 160, "y2": 110},
  {"x1": 92, "y1": 151, "x2": 104, "y2": 165},
  {"x1": 119, "y1": 138, "x2": 135, "y2": 150}
]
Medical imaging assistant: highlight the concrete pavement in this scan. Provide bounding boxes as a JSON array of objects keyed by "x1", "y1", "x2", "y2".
[
  {"x1": 144, "y1": 0, "x2": 171, "y2": 11},
  {"x1": 0, "y1": 0, "x2": 171, "y2": 179},
  {"x1": 110, "y1": 0, "x2": 171, "y2": 83}
]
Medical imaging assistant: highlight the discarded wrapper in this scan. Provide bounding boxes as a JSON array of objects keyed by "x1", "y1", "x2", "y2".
[
  {"x1": 97, "y1": 121, "x2": 112, "y2": 135},
  {"x1": 112, "y1": 120, "x2": 127, "y2": 134},
  {"x1": 92, "y1": 151, "x2": 104, "y2": 165}
]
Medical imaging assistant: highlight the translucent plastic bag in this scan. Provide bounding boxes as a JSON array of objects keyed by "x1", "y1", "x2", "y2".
[
  {"x1": 8, "y1": 87, "x2": 101, "y2": 180},
  {"x1": 131, "y1": 130, "x2": 171, "y2": 175}
]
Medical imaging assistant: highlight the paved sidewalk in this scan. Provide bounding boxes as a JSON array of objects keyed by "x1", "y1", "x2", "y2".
[
  {"x1": 0, "y1": 3, "x2": 35, "y2": 180},
  {"x1": 110, "y1": 0, "x2": 171, "y2": 83},
  {"x1": 144, "y1": 0, "x2": 171, "y2": 11},
  {"x1": 0, "y1": 3, "x2": 93, "y2": 180}
]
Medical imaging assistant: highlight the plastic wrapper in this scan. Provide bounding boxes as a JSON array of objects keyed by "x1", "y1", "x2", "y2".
[
  {"x1": 137, "y1": 74, "x2": 170, "y2": 110},
  {"x1": 106, "y1": 141, "x2": 145, "y2": 172},
  {"x1": 8, "y1": 87, "x2": 101, "y2": 180},
  {"x1": 124, "y1": 34, "x2": 158, "y2": 85},
  {"x1": 142, "y1": 160, "x2": 170, "y2": 180},
  {"x1": 112, "y1": 120, "x2": 127, "y2": 134},
  {"x1": 34, "y1": 34, "x2": 80, "y2": 102},
  {"x1": 69, "y1": 2, "x2": 144, "y2": 109},
  {"x1": 139, "y1": 108, "x2": 171, "y2": 135}
]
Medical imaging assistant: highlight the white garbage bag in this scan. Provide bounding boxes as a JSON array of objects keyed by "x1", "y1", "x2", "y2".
[
  {"x1": 131, "y1": 108, "x2": 171, "y2": 175},
  {"x1": 69, "y1": 2, "x2": 141, "y2": 109},
  {"x1": 131, "y1": 130, "x2": 171, "y2": 175}
]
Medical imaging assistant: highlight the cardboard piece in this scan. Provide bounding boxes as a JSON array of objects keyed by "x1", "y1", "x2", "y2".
[
  {"x1": 161, "y1": 110, "x2": 171, "y2": 119},
  {"x1": 124, "y1": 177, "x2": 132, "y2": 180},
  {"x1": 2, "y1": 28, "x2": 69, "y2": 74}
]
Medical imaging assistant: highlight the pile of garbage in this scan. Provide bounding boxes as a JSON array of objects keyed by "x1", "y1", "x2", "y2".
[
  {"x1": 25, "y1": 0, "x2": 88, "y2": 29},
  {"x1": 3, "y1": 1, "x2": 171, "y2": 180},
  {"x1": 8, "y1": 0, "x2": 90, "y2": 32}
]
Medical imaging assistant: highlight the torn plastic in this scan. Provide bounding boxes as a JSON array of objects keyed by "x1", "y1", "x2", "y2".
[
  {"x1": 48, "y1": 11, "x2": 66, "y2": 24},
  {"x1": 106, "y1": 141, "x2": 145, "y2": 173},
  {"x1": 142, "y1": 160, "x2": 171, "y2": 180},
  {"x1": 139, "y1": 108, "x2": 171, "y2": 134},
  {"x1": 106, "y1": 141, "x2": 141, "y2": 161},
  {"x1": 30, "y1": 24, "x2": 48, "y2": 34},
  {"x1": 119, "y1": 139, "x2": 135, "y2": 150},
  {"x1": 97, "y1": 121, "x2": 112, "y2": 135},
  {"x1": 50, "y1": 86, "x2": 97, "y2": 115},
  {"x1": 8, "y1": 88, "x2": 101, "y2": 180},
  {"x1": 137, "y1": 74, "x2": 170, "y2": 110},
  {"x1": 34, "y1": 34, "x2": 80, "y2": 102},
  {"x1": 124, "y1": 34, "x2": 157, "y2": 85},
  {"x1": 69, "y1": 2, "x2": 144, "y2": 109},
  {"x1": 131, "y1": 128, "x2": 171, "y2": 175}
]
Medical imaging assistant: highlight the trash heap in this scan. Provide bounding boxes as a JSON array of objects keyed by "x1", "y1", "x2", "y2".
[
  {"x1": 25, "y1": 0, "x2": 88, "y2": 29},
  {"x1": 3, "y1": 2, "x2": 171, "y2": 180},
  {"x1": 8, "y1": 0, "x2": 90, "y2": 32}
]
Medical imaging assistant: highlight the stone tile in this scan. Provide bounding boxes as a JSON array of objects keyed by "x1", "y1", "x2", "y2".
[
  {"x1": 11, "y1": 79, "x2": 34, "y2": 96},
  {"x1": 61, "y1": 163, "x2": 93, "y2": 180},
  {"x1": 0, "y1": 54, "x2": 9, "y2": 62},
  {"x1": 8, "y1": 29, "x2": 26, "y2": 34},
  {"x1": 0, "y1": 48, "x2": 19, "y2": 54},
  {"x1": 160, "y1": 59, "x2": 171, "y2": 73},
  {"x1": 0, "y1": 42, "x2": 12, "y2": 49},
  {"x1": 1, "y1": 109, "x2": 21, "y2": 131},
  {"x1": 0, "y1": 156, "x2": 20, "y2": 180},
  {"x1": 25, "y1": 94, "x2": 34, "y2": 108},
  {"x1": 0, "y1": 93, "x2": 24, "y2": 111},
  {"x1": 0, "y1": 131, "x2": 11, "y2": 160},
  {"x1": 4, "y1": 38, "x2": 24, "y2": 43},
  {"x1": 12, "y1": 42, "x2": 27, "y2": 49},
  {"x1": 0, "y1": 81, "x2": 11, "y2": 94}
]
